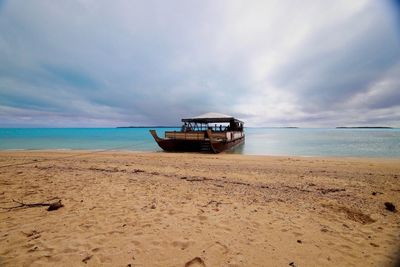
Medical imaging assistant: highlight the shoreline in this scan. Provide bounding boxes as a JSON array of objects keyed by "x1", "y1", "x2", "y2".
[
  {"x1": 1, "y1": 149, "x2": 400, "y2": 161},
  {"x1": 1, "y1": 151, "x2": 399, "y2": 266}
]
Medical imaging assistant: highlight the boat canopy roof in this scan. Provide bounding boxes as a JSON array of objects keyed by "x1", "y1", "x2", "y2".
[{"x1": 182, "y1": 112, "x2": 244, "y2": 124}]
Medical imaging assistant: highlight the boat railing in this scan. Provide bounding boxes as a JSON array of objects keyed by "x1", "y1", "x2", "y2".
[
  {"x1": 165, "y1": 131, "x2": 206, "y2": 140},
  {"x1": 165, "y1": 130, "x2": 244, "y2": 141}
]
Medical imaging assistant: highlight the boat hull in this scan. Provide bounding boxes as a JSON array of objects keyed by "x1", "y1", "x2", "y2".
[
  {"x1": 150, "y1": 130, "x2": 244, "y2": 153},
  {"x1": 210, "y1": 135, "x2": 245, "y2": 153}
]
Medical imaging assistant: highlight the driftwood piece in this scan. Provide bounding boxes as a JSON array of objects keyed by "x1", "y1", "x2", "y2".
[
  {"x1": 1, "y1": 199, "x2": 64, "y2": 211},
  {"x1": 47, "y1": 200, "x2": 64, "y2": 211}
]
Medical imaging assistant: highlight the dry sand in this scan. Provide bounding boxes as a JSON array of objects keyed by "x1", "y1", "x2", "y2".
[{"x1": 0, "y1": 151, "x2": 399, "y2": 267}]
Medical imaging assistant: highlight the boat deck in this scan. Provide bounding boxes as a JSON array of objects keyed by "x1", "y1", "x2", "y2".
[{"x1": 164, "y1": 131, "x2": 244, "y2": 141}]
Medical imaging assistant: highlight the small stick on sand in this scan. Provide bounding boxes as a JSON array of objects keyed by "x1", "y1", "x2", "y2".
[{"x1": 1, "y1": 199, "x2": 64, "y2": 211}]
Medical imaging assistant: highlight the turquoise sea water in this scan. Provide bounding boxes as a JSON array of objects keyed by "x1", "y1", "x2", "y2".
[{"x1": 0, "y1": 128, "x2": 399, "y2": 157}]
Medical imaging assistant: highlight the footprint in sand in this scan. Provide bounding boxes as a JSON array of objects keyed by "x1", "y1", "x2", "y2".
[
  {"x1": 168, "y1": 209, "x2": 178, "y2": 215},
  {"x1": 131, "y1": 240, "x2": 141, "y2": 246},
  {"x1": 172, "y1": 240, "x2": 194, "y2": 250},
  {"x1": 339, "y1": 244, "x2": 352, "y2": 250},
  {"x1": 292, "y1": 232, "x2": 303, "y2": 237},
  {"x1": 197, "y1": 215, "x2": 208, "y2": 221},
  {"x1": 185, "y1": 257, "x2": 206, "y2": 267},
  {"x1": 206, "y1": 241, "x2": 229, "y2": 255}
]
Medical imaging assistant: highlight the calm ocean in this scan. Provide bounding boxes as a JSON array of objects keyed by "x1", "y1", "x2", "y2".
[{"x1": 0, "y1": 128, "x2": 399, "y2": 157}]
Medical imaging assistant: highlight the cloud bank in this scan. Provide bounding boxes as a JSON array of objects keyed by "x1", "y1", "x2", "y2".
[{"x1": 0, "y1": 0, "x2": 399, "y2": 127}]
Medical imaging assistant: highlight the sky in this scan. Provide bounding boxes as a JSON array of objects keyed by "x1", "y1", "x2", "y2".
[{"x1": 0, "y1": 0, "x2": 400, "y2": 127}]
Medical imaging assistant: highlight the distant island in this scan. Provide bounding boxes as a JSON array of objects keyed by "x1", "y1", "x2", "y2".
[{"x1": 336, "y1": 126, "x2": 393, "y2": 129}]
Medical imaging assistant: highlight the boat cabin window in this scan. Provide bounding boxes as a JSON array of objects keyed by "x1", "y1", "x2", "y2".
[
  {"x1": 213, "y1": 122, "x2": 230, "y2": 132},
  {"x1": 181, "y1": 122, "x2": 209, "y2": 132},
  {"x1": 181, "y1": 122, "x2": 241, "y2": 132}
]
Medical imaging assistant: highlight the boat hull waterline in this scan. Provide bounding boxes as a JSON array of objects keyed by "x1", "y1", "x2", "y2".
[
  {"x1": 150, "y1": 130, "x2": 244, "y2": 153},
  {"x1": 149, "y1": 112, "x2": 245, "y2": 153}
]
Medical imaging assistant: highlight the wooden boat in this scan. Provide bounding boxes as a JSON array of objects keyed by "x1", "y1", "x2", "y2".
[{"x1": 150, "y1": 112, "x2": 245, "y2": 153}]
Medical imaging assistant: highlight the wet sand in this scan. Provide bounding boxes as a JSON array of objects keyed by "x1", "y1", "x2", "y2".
[{"x1": 0, "y1": 151, "x2": 399, "y2": 266}]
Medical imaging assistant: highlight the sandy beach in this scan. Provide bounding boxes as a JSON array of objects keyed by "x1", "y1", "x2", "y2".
[{"x1": 0, "y1": 151, "x2": 399, "y2": 266}]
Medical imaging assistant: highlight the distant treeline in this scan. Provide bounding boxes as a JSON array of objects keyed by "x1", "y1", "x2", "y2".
[{"x1": 336, "y1": 127, "x2": 393, "y2": 129}]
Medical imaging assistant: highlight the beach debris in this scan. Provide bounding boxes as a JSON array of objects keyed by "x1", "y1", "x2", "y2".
[
  {"x1": 342, "y1": 208, "x2": 375, "y2": 224},
  {"x1": 23, "y1": 230, "x2": 40, "y2": 237},
  {"x1": 82, "y1": 255, "x2": 92, "y2": 264},
  {"x1": 370, "y1": 242, "x2": 380, "y2": 247},
  {"x1": 184, "y1": 257, "x2": 206, "y2": 267},
  {"x1": 27, "y1": 246, "x2": 39, "y2": 253},
  {"x1": 384, "y1": 202, "x2": 396, "y2": 212},
  {"x1": 372, "y1": 191, "x2": 383, "y2": 196},
  {"x1": 89, "y1": 166, "x2": 127, "y2": 173},
  {"x1": 23, "y1": 230, "x2": 41, "y2": 241},
  {"x1": 297, "y1": 239, "x2": 302, "y2": 244},
  {"x1": 318, "y1": 188, "x2": 345, "y2": 194},
  {"x1": 202, "y1": 200, "x2": 231, "y2": 208},
  {"x1": 230, "y1": 180, "x2": 250, "y2": 186},
  {"x1": 320, "y1": 227, "x2": 329, "y2": 233},
  {"x1": 322, "y1": 204, "x2": 375, "y2": 224},
  {"x1": 47, "y1": 200, "x2": 64, "y2": 211},
  {"x1": 1, "y1": 199, "x2": 64, "y2": 211},
  {"x1": 185, "y1": 177, "x2": 206, "y2": 182},
  {"x1": 289, "y1": 262, "x2": 296, "y2": 267}
]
